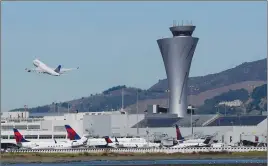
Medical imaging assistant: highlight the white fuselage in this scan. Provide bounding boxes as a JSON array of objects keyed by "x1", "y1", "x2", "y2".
[
  {"x1": 87, "y1": 138, "x2": 145, "y2": 146},
  {"x1": 87, "y1": 137, "x2": 159, "y2": 148},
  {"x1": 69, "y1": 136, "x2": 88, "y2": 148},
  {"x1": 172, "y1": 138, "x2": 210, "y2": 148},
  {"x1": 172, "y1": 142, "x2": 207, "y2": 148},
  {"x1": 116, "y1": 142, "x2": 161, "y2": 148},
  {"x1": 182, "y1": 138, "x2": 208, "y2": 144},
  {"x1": 33, "y1": 59, "x2": 60, "y2": 76},
  {"x1": 20, "y1": 141, "x2": 70, "y2": 149},
  {"x1": 211, "y1": 143, "x2": 224, "y2": 148},
  {"x1": 19, "y1": 138, "x2": 86, "y2": 150}
]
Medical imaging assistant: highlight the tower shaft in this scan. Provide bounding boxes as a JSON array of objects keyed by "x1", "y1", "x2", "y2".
[{"x1": 157, "y1": 24, "x2": 199, "y2": 117}]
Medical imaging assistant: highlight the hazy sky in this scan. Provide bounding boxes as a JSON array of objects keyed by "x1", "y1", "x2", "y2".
[{"x1": 2, "y1": 2, "x2": 267, "y2": 111}]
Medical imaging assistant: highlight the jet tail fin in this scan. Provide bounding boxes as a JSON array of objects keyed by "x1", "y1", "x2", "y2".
[
  {"x1": 104, "y1": 136, "x2": 113, "y2": 144},
  {"x1": 13, "y1": 128, "x2": 30, "y2": 143},
  {"x1": 54, "y1": 65, "x2": 61, "y2": 73},
  {"x1": 203, "y1": 136, "x2": 212, "y2": 144},
  {"x1": 115, "y1": 137, "x2": 119, "y2": 143},
  {"x1": 175, "y1": 124, "x2": 184, "y2": 140},
  {"x1": 64, "y1": 125, "x2": 81, "y2": 140}
]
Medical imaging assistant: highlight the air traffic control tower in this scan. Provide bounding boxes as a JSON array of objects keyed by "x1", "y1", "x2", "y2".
[{"x1": 157, "y1": 22, "x2": 199, "y2": 118}]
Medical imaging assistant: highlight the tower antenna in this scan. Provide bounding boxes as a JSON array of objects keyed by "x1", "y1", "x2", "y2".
[{"x1": 173, "y1": 20, "x2": 176, "y2": 27}]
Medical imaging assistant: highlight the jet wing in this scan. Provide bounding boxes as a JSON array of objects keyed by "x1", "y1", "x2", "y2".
[
  {"x1": 59, "y1": 67, "x2": 79, "y2": 74},
  {"x1": 25, "y1": 67, "x2": 43, "y2": 73}
]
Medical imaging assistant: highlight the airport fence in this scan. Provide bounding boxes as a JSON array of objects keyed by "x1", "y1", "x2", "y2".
[{"x1": 7, "y1": 147, "x2": 267, "y2": 154}]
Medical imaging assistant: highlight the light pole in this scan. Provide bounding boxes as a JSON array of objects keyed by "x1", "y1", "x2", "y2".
[
  {"x1": 54, "y1": 102, "x2": 58, "y2": 115},
  {"x1": 57, "y1": 103, "x2": 59, "y2": 116},
  {"x1": 136, "y1": 90, "x2": 139, "y2": 136},
  {"x1": 121, "y1": 88, "x2": 124, "y2": 111},
  {"x1": 224, "y1": 105, "x2": 227, "y2": 116},
  {"x1": 192, "y1": 118, "x2": 199, "y2": 137},
  {"x1": 67, "y1": 103, "x2": 70, "y2": 114},
  {"x1": 146, "y1": 127, "x2": 149, "y2": 147},
  {"x1": 165, "y1": 89, "x2": 170, "y2": 111},
  {"x1": 53, "y1": 102, "x2": 56, "y2": 113},
  {"x1": 190, "y1": 106, "x2": 193, "y2": 137},
  {"x1": 189, "y1": 106, "x2": 196, "y2": 138}
]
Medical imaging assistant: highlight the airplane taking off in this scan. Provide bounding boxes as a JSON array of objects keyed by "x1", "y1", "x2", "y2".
[{"x1": 25, "y1": 59, "x2": 79, "y2": 76}]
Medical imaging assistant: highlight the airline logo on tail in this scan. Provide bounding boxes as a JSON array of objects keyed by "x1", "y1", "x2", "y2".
[
  {"x1": 13, "y1": 128, "x2": 30, "y2": 144},
  {"x1": 54, "y1": 65, "x2": 61, "y2": 73},
  {"x1": 64, "y1": 125, "x2": 81, "y2": 140},
  {"x1": 175, "y1": 124, "x2": 184, "y2": 140},
  {"x1": 104, "y1": 136, "x2": 113, "y2": 144}
]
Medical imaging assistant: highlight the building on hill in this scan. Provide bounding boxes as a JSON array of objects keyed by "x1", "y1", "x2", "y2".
[{"x1": 218, "y1": 100, "x2": 243, "y2": 107}]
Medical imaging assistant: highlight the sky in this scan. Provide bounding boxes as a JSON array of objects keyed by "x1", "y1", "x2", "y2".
[{"x1": 1, "y1": 1, "x2": 267, "y2": 111}]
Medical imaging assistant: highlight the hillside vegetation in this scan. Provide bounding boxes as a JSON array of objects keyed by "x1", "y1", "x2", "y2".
[
  {"x1": 10, "y1": 58, "x2": 267, "y2": 114},
  {"x1": 197, "y1": 84, "x2": 267, "y2": 115},
  {"x1": 150, "y1": 58, "x2": 266, "y2": 94}
]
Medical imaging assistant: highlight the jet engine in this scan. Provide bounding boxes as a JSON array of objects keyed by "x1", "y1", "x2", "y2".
[{"x1": 25, "y1": 68, "x2": 31, "y2": 72}]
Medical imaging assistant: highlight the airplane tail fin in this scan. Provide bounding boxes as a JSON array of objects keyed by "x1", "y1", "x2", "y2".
[
  {"x1": 54, "y1": 65, "x2": 61, "y2": 73},
  {"x1": 104, "y1": 136, "x2": 113, "y2": 144},
  {"x1": 175, "y1": 124, "x2": 184, "y2": 140},
  {"x1": 115, "y1": 137, "x2": 119, "y2": 143},
  {"x1": 203, "y1": 136, "x2": 212, "y2": 144},
  {"x1": 13, "y1": 128, "x2": 30, "y2": 144},
  {"x1": 255, "y1": 136, "x2": 259, "y2": 142},
  {"x1": 64, "y1": 125, "x2": 81, "y2": 140},
  {"x1": 114, "y1": 137, "x2": 120, "y2": 145}
]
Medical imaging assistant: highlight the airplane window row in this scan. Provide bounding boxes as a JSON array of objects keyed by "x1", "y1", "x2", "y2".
[{"x1": 48, "y1": 145, "x2": 64, "y2": 148}]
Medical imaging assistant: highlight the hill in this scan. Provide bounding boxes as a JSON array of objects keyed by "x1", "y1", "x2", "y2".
[
  {"x1": 10, "y1": 58, "x2": 267, "y2": 114},
  {"x1": 149, "y1": 58, "x2": 266, "y2": 94},
  {"x1": 196, "y1": 84, "x2": 267, "y2": 115}
]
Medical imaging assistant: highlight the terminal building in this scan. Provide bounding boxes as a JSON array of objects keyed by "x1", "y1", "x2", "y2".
[
  {"x1": 1, "y1": 109, "x2": 267, "y2": 147},
  {"x1": 1, "y1": 23, "x2": 267, "y2": 148}
]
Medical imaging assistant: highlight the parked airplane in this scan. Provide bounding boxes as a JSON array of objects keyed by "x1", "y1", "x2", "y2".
[
  {"x1": 13, "y1": 128, "x2": 71, "y2": 149},
  {"x1": 64, "y1": 125, "x2": 88, "y2": 148},
  {"x1": 25, "y1": 59, "x2": 79, "y2": 76},
  {"x1": 104, "y1": 136, "x2": 161, "y2": 148},
  {"x1": 103, "y1": 136, "x2": 120, "y2": 148},
  {"x1": 170, "y1": 125, "x2": 213, "y2": 148}
]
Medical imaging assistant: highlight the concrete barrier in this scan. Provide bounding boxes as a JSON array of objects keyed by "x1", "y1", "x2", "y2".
[{"x1": 7, "y1": 147, "x2": 267, "y2": 154}]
